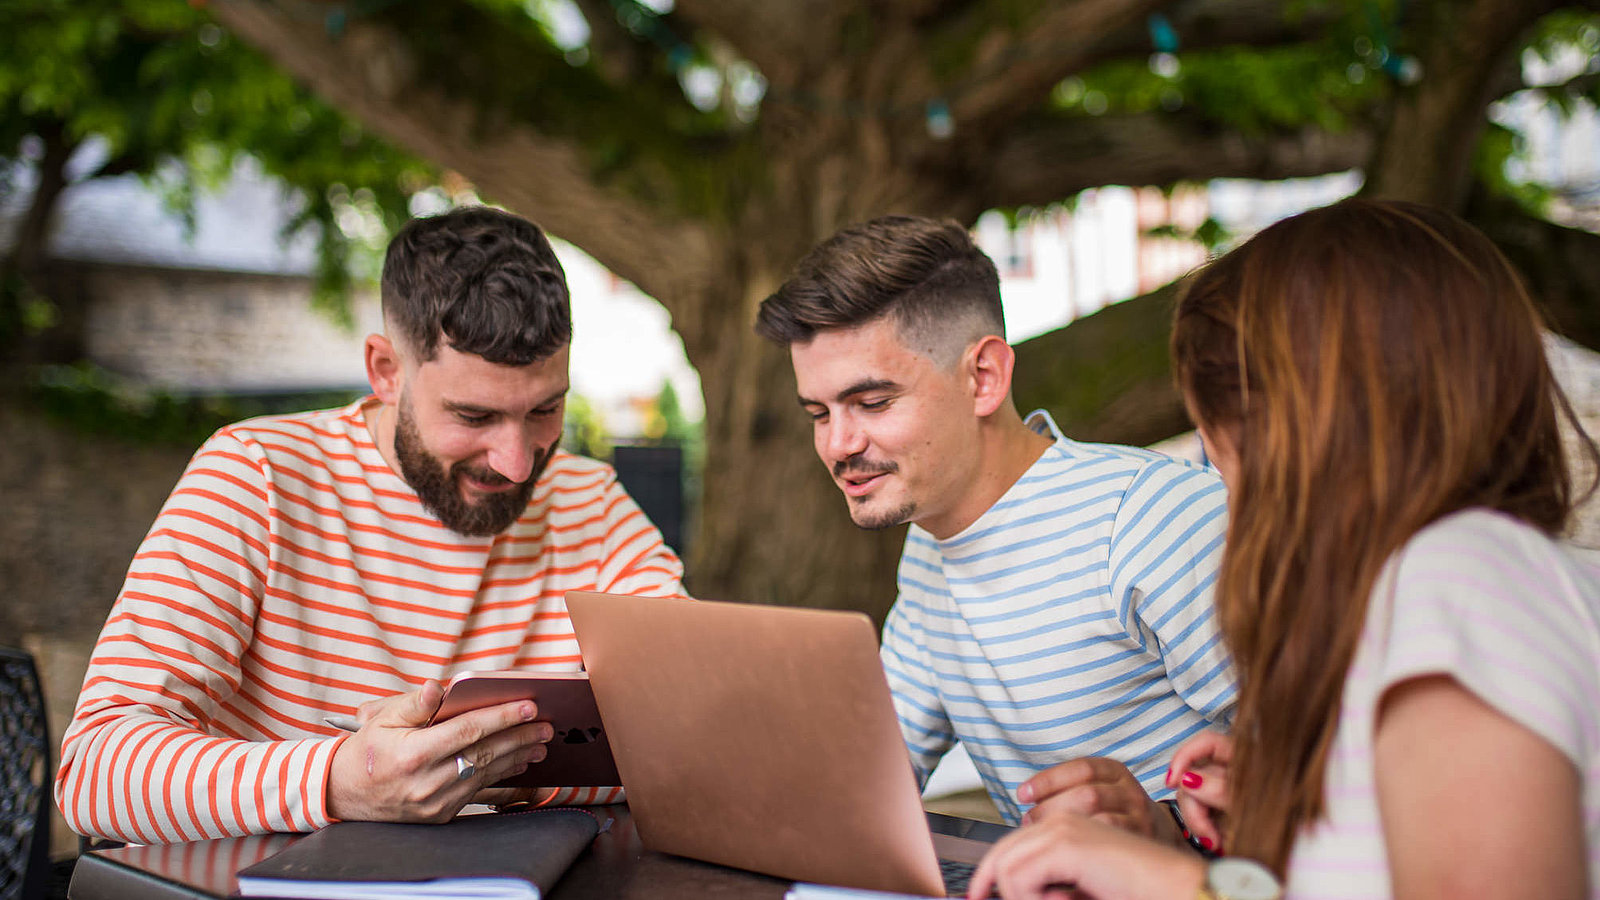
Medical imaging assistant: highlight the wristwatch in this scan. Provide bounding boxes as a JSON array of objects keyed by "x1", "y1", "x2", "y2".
[
  {"x1": 1159, "y1": 799, "x2": 1217, "y2": 859},
  {"x1": 1197, "y1": 857, "x2": 1282, "y2": 900}
]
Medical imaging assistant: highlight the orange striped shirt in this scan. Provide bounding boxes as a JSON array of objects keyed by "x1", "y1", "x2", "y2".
[{"x1": 56, "y1": 397, "x2": 684, "y2": 843}]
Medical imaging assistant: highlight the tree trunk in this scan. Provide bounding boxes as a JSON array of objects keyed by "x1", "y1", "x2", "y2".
[
  {"x1": 1360, "y1": 0, "x2": 1562, "y2": 208},
  {"x1": 684, "y1": 272, "x2": 907, "y2": 621},
  {"x1": 2, "y1": 119, "x2": 80, "y2": 367}
]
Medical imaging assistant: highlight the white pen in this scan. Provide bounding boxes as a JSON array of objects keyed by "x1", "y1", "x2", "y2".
[{"x1": 323, "y1": 715, "x2": 361, "y2": 732}]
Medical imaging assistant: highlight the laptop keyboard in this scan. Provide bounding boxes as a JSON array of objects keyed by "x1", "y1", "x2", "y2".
[{"x1": 940, "y1": 858, "x2": 977, "y2": 896}]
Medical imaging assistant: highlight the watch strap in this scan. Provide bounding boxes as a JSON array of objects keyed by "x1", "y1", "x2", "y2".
[{"x1": 1160, "y1": 799, "x2": 1219, "y2": 860}]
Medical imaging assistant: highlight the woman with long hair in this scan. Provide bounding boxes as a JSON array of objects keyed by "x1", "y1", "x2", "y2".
[{"x1": 969, "y1": 198, "x2": 1600, "y2": 900}]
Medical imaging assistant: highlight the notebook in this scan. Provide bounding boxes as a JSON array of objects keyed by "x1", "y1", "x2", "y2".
[
  {"x1": 234, "y1": 807, "x2": 599, "y2": 900},
  {"x1": 564, "y1": 590, "x2": 1012, "y2": 897}
]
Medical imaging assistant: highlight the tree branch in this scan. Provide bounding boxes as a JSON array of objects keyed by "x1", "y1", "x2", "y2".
[
  {"x1": 983, "y1": 111, "x2": 1373, "y2": 208},
  {"x1": 208, "y1": 0, "x2": 721, "y2": 305},
  {"x1": 1081, "y1": 0, "x2": 1335, "y2": 64},
  {"x1": 1012, "y1": 282, "x2": 1189, "y2": 446},
  {"x1": 672, "y1": 0, "x2": 847, "y2": 88},
  {"x1": 938, "y1": 0, "x2": 1169, "y2": 128},
  {"x1": 1009, "y1": 178, "x2": 1600, "y2": 452},
  {"x1": 1526, "y1": 69, "x2": 1600, "y2": 105},
  {"x1": 570, "y1": 0, "x2": 675, "y2": 89},
  {"x1": 1466, "y1": 188, "x2": 1600, "y2": 354}
]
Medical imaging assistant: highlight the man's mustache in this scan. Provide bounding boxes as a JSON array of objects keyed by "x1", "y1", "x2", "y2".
[
  {"x1": 833, "y1": 458, "x2": 899, "y2": 479},
  {"x1": 454, "y1": 444, "x2": 554, "y2": 487},
  {"x1": 458, "y1": 467, "x2": 514, "y2": 485}
]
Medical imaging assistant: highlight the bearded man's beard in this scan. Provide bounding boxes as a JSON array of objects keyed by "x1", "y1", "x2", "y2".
[{"x1": 393, "y1": 402, "x2": 552, "y2": 536}]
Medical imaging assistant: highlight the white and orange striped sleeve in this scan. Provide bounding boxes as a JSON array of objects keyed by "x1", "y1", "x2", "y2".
[
  {"x1": 592, "y1": 468, "x2": 686, "y2": 599},
  {"x1": 55, "y1": 429, "x2": 345, "y2": 843}
]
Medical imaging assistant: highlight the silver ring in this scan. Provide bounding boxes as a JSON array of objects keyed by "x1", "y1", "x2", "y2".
[{"x1": 455, "y1": 754, "x2": 476, "y2": 781}]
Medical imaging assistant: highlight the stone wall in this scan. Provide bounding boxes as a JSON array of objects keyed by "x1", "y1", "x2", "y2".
[{"x1": 81, "y1": 263, "x2": 377, "y2": 394}]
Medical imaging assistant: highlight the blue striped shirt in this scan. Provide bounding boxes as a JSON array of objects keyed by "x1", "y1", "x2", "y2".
[{"x1": 881, "y1": 411, "x2": 1237, "y2": 824}]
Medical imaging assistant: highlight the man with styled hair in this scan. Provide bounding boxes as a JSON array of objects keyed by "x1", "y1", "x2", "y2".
[
  {"x1": 58, "y1": 206, "x2": 683, "y2": 843},
  {"x1": 757, "y1": 215, "x2": 1236, "y2": 838}
]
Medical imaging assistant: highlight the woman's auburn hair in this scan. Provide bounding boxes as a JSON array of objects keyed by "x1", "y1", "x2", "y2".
[{"x1": 1169, "y1": 198, "x2": 1594, "y2": 874}]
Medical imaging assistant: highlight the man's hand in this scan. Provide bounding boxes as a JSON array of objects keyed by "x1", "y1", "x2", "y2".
[
  {"x1": 1016, "y1": 757, "x2": 1173, "y2": 842},
  {"x1": 1166, "y1": 731, "x2": 1232, "y2": 852},
  {"x1": 326, "y1": 681, "x2": 554, "y2": 824}
]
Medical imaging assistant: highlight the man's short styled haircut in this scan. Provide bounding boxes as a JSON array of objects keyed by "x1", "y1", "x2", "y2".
[
  {"x1": 381, "y1": 206, "x2": 571, "y2": 366},
  {"x1": 755, "y1": 215, "x2": 1005, "y2": 364}
]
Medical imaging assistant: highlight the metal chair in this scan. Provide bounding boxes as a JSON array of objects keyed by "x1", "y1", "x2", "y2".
[{"x1": 0, "y1": 646, "x2": 50, "y2": 900}]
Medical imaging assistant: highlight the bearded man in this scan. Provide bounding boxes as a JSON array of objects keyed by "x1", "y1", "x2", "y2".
[{"x1": 57, "y1": 207, "x2": 682, "y2": 843}]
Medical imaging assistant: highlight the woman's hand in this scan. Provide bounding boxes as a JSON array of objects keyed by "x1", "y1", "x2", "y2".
[
  {"x1": 967, "y1": 813, "x2": 1205, "y2": 900},
  {"x1": 1166, "y1": 731, "x2": 1232, "y2": 852}
]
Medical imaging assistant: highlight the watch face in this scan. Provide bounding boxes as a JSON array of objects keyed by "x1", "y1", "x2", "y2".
[{"x1": 1208, "y1": 857, "x2": 1283, "y2": 900}]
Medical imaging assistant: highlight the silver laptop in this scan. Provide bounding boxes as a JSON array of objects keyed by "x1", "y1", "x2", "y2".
[{"x1": 565, "y1": 590, "x2": 1010, "y2": 896}]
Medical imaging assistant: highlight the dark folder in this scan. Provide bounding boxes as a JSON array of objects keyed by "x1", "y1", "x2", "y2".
[{"x1": 235, "y1": 808, "x2": 600, "y2": 899}]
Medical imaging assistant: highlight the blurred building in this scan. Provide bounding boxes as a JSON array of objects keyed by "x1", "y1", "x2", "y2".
[
  {"x1": 1, "y1": 156, "x2": 378, "y2": 397},
  {"x1": 976, "y1": 175, "x2": 1359, "y2": 345},
  {"x1": 0, "y1": 155, "x2": 704, "y2": 437}
]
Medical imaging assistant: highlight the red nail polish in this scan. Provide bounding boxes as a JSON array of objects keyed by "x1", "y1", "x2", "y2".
[
  {"x1": 1199, "y1": 836, "x2": 1214, "y2": 850},
  {"x1": 1181, "y1": 771, "x2": 1203, "y2": 789},
  {"x1": 1165, "y1": 766, "x2": 1173, "y2": 787}
]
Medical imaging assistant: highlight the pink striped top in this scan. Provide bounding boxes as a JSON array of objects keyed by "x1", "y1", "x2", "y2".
[
  {"x1": 1286, "y1": 508, "x2": 1600, "y2": 898},
  {"x1": 55, "y1": 397, "x2": 684, "y2": 843}
]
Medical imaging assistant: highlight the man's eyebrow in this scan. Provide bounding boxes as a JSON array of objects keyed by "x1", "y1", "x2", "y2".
[
  {"x1": 443, "y1": 388, "x2": 569, "y2": 416},
  {"x1": 532, "y1": 386, "x2": 570, "y2": 407},
  {"x1": 444, "y1": 400, "x2": 498, "y2": 416},
  {"x1": 797, "y1": 378, "x2": 900, "y2": 407}
]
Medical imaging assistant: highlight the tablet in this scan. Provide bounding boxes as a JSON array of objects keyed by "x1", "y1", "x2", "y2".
[{"x1": 428, "y1": 670, "x2": 621, "y2": 788}]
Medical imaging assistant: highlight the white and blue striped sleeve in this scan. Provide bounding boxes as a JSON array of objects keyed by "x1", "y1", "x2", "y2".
[
  {"x1": 880, "y1": 577, "x2": 956, "y2": 788},
  {"x1": 1108, "y1": 460, "x2": 1237, "y2": 725}
]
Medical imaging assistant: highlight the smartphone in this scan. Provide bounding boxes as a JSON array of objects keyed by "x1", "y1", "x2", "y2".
[{"x1": 428, "y1": 670, "x2": 621, "y2": 788}]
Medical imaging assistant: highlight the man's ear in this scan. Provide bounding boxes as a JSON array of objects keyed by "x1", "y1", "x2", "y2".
[
  {"x1": 968, "y1": 335, "x2": 1016, "y2": 418},
  {"x1": 365, "y1": 334, "x2": 404, "y2": 404}
]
